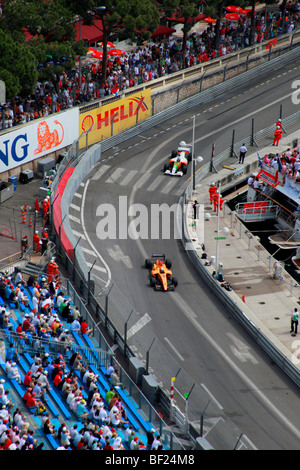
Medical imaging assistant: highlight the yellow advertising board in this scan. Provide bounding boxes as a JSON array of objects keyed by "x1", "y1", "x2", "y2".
[{"x1": 79, "y1": 89, "x2": 151, "y2": 148}]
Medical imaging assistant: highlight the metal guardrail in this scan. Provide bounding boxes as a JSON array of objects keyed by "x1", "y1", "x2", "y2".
[
  {"x1": 48, "y1": 48, "x2": 300, "y2": 447},
  {"x1": 235, "y1": 201, "x2": 279, "y2": 222},
  {"x1": 99, "y1": 45, "x2": 300, "y2": 157},
  {"x1": 77, "y1": 28, "x2": 300, "y2": 116},
  {"x1": 190, "y1": 107, "x2": 300, "y2": 198},
  {"x1": 181, "y1": 197, "x2": 300, "y2": 388}
]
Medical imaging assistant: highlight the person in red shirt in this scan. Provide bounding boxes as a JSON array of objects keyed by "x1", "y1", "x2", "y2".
[
  {"x1": 77, "y1": 437, "x2": 86, "y2": 450},
  {"x1": 26, "y1": 392, "x2": 37, "y2": 408},
  {"x1": 24, "y1": 370, "x2": 33, "y2": 387},
  {"x1": 80, "y1": 320, "x2": 92, "y2": 337},
  {"x1": 3, "y1": 434, "x2": 12, "y2": 450},
  {"x1": 22, "y1": 315, "x2": 33, "y2": 333},
  {"x1": 16, "y1": 322, "x2": 24, "y2": 339},
  {"x1": 54, "y1": 370, "x2": 63, "y2": 387}
]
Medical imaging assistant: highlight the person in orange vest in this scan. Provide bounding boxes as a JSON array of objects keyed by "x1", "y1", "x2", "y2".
[
  {"x1": 209, "y1": 183, "x2": 218, "y2": 203},
  {"x1": 276, "y1": 118, "x2": 282, "y2": 129},
  {"x1": 52, "y1": 259, "x2": 59, "y2": 278},
  {"x1": 212, "y1": 192, "x2": 219, "y2": 212},
  {"x1": 216, "y1": 196, "x2": 225, "y2": 214},
  {"x1": 48, "y1": 259, "x2": 54, "y2": 282},
  {"x1": 42, "y1": 227, "x2": 49, "y2": 239},
  {"x1": 42, "y1": 197, "x2": 50, "y2": 222},
  {"x1": 42, "y1": 198, "x2": 49, "y2": 216},
  {"x1": 273, "y1": 126, "x2": 283, "y2": 146},
  {"x1": 33, "y1": 231, "x2": 40, "y2": 253}
]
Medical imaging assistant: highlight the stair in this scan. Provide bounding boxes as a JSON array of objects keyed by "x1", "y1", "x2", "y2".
[{"x1": 21, "y1": 261, "x2": 46, "y2": 277}]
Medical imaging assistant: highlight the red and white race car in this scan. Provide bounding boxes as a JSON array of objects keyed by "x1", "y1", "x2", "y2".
[{"x1": 164, "y1": 141, "x2": 192, "y2": 177}]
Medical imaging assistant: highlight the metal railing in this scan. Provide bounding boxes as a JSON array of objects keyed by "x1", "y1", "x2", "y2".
[
  {"x1": 235, "y1": 201, "x2": 280, "y2": 222},
  {"x1": 47, "y1": 48, "x2": 300, "y2": 447}
]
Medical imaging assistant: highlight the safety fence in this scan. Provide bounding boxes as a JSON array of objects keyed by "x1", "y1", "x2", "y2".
[
  {"x1": 78, "y1": 28, "x2": 300, "y2": 117},
  {"x1": 181, "y1": 197, "x2": 300, "y2": 389},
  {"x1": 47, "y1": 49, "x2": 300, "y2": 448}
]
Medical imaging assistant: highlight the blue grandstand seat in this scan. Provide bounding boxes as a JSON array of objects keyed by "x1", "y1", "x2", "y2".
[
  {"x1": 0, "y1": 284, "x2": 160, "y2": 451},
  {"x1": 24, "y1": 352, "x2": 71, "y2": 420}
]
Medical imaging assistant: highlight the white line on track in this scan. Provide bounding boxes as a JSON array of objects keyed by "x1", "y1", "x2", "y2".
[
  {"x1": 127, "y1": 313, "x2": 151, "y2": 339},
  {"x1": 201, "y1": 383, "x2": 223, "y2": 410},
  {"x1": 164, "y1": 337, "x2": 185, "y2": 361},
  {"x1": 171, "y1": 291, "x2": 300, "y2": 441},
  {"x1": 81, "y1": 179, "x2": 112, "y2": 289},
  {"x1": 70, "y1": 203, "x2": 80, "y2": 211},
  {"x1": 69, "y1": 214, "x2": 80, "y2": 224}
]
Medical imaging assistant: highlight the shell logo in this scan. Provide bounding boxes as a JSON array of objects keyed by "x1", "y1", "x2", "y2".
[{"x1": 81, "y1": 114, "x2": 94, "y2": 134}]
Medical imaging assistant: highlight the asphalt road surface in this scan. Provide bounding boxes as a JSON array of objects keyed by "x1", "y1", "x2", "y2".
[{"x1": 69, "y1": 56, "x2": 300, "y2": 450}]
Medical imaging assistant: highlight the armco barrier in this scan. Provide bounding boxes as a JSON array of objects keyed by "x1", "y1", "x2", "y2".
[
  {"x1": 79, "y1": 29, "x2": 300, "y2": 118},
  {"x1": 50, "y1": 49, "x2": 300, "y2": 448},
  {"x1": 181, "y1": 162, "x2": 300, "y2": 389}
]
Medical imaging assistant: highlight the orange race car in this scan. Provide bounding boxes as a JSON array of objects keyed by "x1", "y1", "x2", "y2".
[{"x1": 145, "y1": 253, "x2": 178, "y2": 291}]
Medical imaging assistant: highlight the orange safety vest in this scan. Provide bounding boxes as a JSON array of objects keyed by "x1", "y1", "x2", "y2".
[
  {"x1": 33, "y1": 234, "x2": 40, "y2": 247},
  {"x1": 52, "y1": 262, "x2": 59, "y2": 277},
  {"x1": 212, "y1": 193, "x2": 219, "y2": 205},
  {"x1": 216, "y1": 197, "x2": 225, "y2": 213},
  {"x1": 48, "y1": 262, "x2": 54, "y2": 281},
  {"x1": 209, "y1": 186, "x2": 218, "y2": 202},
  {"x1": 274, "y1": 128, "x2": 283, "y2": 140}
]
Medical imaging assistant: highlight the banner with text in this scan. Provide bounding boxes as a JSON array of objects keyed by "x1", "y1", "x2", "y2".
[
  {"x1": 79, "y1": 89, "x2": 151, "y2": 148},
  {"x1": 0, "y1": 108, "x2": 79, "y2": 173}
]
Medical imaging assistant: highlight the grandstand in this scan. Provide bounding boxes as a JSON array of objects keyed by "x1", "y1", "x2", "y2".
[{"x1": 0, "y1": 266, "x2": 180, "y2": 450}]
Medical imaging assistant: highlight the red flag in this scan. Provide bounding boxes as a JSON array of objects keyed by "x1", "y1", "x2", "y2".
[{"x1": 35, "y1": 198, "x2": 39, "y2": 212}]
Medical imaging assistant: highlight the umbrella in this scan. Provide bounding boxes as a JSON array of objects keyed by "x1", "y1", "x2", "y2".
[
  {"x1": 226, "y1": 5, "x2": 244, "y2": 13},
  {"x1": 107, "y1": 48, "x2": 125, "y2": 56},
  {"x1": 87, "y1": 47, "x2": 103, "y2": 59},
  {"x1": 225, "y1": 12, "x2": 240, "y2": 20},
  {"x1": 244, "y1": 8, "x2": 256, "y2": 15},
  {"x1": 203, "y1": 16, "x2": 217, "y2": 24},
  {"x1": 98, "y1": 41, "x2": 116, "y2": 48}
]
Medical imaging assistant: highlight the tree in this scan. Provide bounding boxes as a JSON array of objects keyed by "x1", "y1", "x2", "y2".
[
  {"x1": 159, "y1": 0, "x2": 199, "y2": 68},
  {"x1": 0, "y1": 0, "x2": 76, "y2": 43},
  {"x1": 90, "y1": 0, "x2": 160, "y2": 82},
  {"x1": 0, "y1": 29, "x2": 37, "y2": 99},
  {"x1": 0, "y1": 0, "x2": 88, "y2": 96}
]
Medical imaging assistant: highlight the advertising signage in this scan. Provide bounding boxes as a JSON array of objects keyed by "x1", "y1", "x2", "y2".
[
  {"x1": 0, "y1": 108, "x2": 79, "y2": 173},
  {"x1": 79, "y1": 89, "x2": 151, "y2": 148}
]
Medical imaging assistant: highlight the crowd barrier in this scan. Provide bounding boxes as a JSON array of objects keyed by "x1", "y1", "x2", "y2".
[{"x1": 48, "y1": 48, "x2": 300, "y2": 447}]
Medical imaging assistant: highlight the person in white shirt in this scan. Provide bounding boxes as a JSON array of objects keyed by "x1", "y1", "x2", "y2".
[
  {"x1": 56, "y1": 292, "x2": 64, "y2": 309},
  {"x1": 247, "y1": 176, "x2": 254, "y2": 186},
  {"x1": 32, "y1": 293, "x2": 39, "y2": 312},
  {"x1": 239, "y1": 144, "x2": 247, "y2": 164},
  {"x1": 7, "y1": 363, "x2": 21, "y2": 383},
  {"x1": 17, "y1": 287, "x2": 29, "y2": 307},
  {"x1": 15, "y1": 270, "x2": 25, "y2": 285},
  {"x1": 253, "y1": 178, "x2": 261, "y2": 189}
]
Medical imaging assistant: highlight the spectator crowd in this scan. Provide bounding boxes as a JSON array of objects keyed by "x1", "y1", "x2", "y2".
[
  {"x1": 0, "y1": 4, "x2": 299, "y2": 131},
  {"x1": 0, "y1": 267, "x2": 164, "y2": 450}
]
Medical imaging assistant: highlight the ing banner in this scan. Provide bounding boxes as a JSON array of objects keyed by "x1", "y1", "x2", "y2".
[{"x1": 79, "y1": 89, "x2": 151, "y2": 148}]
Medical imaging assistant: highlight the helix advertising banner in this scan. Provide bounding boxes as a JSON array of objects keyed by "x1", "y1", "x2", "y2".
[
  {"x1": 78, "y1": 89, "x2": 151, "y2": 148},
  {"x1": 0, "y1": 108, "x2": 79, "y2": 173}
]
